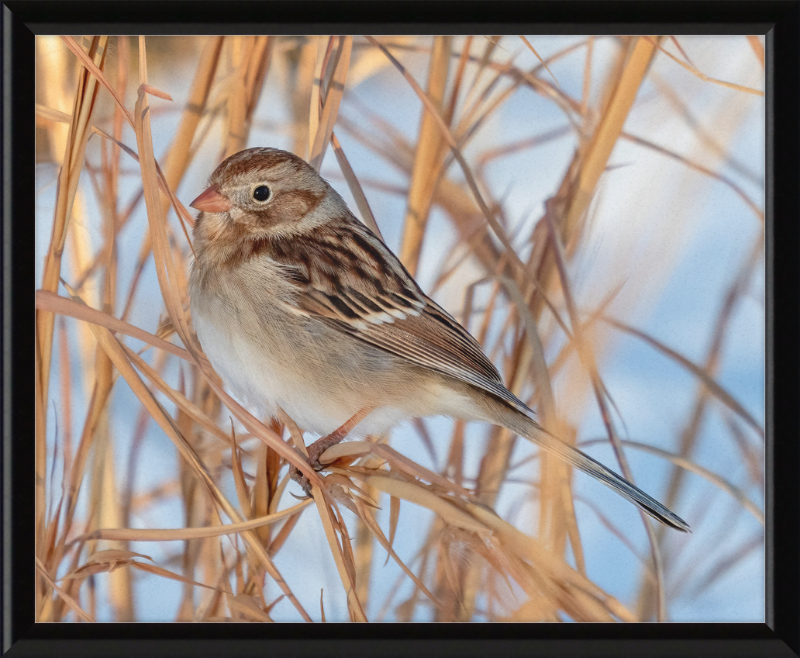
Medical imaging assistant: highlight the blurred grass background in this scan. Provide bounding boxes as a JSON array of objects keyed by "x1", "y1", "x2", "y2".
[{"x1": 34, "y1": 35, "x2": 764, "y2": 623}]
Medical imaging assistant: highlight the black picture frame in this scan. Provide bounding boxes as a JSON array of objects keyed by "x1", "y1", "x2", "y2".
[{"x1": 6, "y1": 1, "x2": 799, "y2": 656}]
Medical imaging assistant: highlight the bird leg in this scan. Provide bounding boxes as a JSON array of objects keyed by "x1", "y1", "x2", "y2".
[
  {"x1": 289, "y1": 407, "x2": 373, "y2": 497},
  {"x1": 306, "y1": 406, "x2": 373, "y2": 469}
]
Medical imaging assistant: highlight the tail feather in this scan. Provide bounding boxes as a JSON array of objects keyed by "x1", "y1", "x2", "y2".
[{"x1": 494, "y1": 403, "x2": 690, "y2": 532}]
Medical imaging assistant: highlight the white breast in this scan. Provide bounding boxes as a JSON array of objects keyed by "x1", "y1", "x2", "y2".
[
  {"x1": 189, "y1": 259, "x2": 413, "y2": 438},
  {"x1": 189, "y1": 255, "x2": 482, "y2": 440}
]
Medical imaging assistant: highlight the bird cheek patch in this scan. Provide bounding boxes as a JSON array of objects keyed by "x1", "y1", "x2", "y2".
[{"x1": 261, "y1": 189, "x2": 325, "y2": 228}]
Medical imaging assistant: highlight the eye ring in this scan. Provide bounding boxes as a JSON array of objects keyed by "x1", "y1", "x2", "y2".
[{"x1": 251, "y1": 184, "x2": 271, "y2": 203}]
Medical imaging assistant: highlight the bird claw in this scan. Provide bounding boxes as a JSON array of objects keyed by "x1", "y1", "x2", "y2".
[
  {"x1": 289, "y1": 465, "x2": 314, "y2": 498},
  {"x1": 287, "y1": 434, "x2": 343, "y2": 498},
  {"x1": 306, "y1": 447, "x2": 325, "y2": 472}
]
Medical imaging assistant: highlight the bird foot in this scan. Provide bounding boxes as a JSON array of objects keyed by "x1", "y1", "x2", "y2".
[
  {"x1": 287, "y1": 442, "x2": 334, "y2": 499},
  {"x1": 287, "y1": 407, "x2": 373, "y2": 497},
  {"x1": 289, "y1": 468, "x2": 313, "y2": 499}
]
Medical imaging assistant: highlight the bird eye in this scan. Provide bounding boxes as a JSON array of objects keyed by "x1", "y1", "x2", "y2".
[{"x1": 252, "y1": 185, "x2": 271, "y2": 202}]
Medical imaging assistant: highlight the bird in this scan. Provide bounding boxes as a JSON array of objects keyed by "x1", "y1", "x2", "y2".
[{"x1": 188, "y1": 146, "x2": 690, "y2": 532}]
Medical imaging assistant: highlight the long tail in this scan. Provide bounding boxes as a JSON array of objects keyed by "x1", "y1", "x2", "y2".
[{"x1": 491, "y1": 403, "x2": 690, "y2": 532}]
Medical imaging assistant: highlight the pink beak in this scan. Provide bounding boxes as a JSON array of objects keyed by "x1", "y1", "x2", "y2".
[{"x1": 190, "y1": 186, "x2": 232, "y2": 213}]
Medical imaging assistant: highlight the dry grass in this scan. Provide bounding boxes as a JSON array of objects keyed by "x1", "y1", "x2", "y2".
[{"x1": 34, "y1": 35, "x2": 765, "y2": 622}]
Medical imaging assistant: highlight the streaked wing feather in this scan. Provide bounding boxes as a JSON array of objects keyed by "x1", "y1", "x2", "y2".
[
  {"x1": 267, "y1": 218, "x2": 527, "y2": 412},
  {"x1": 327, "y1": 309, "x2": 527, "y2": 411}
]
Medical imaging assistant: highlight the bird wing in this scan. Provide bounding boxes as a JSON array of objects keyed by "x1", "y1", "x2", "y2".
[{"x1": 266, "y1": 219, "x2": 526, "y2": 411}]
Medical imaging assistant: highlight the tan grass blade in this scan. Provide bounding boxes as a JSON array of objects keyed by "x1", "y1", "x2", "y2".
[
  {"x1": 541, "y1": 202, "x2": 668, "y2": 620},
  {"x1": 647, "y1": 36, "x2": 764, "y2": 96},
  {"x1": 80, "y1": 119, "x2": 125, "y2": 617},
  {"x1": 400, "y1": 36, "x2": 452, "y2": 275},
  {"x1": 388, "y1": 495, "x2": 401, "y2": 561},
  {"x1": 120, "y1": 344, "x2": 230, "y2": 446},
  {"x1": 224, "y1": 36, "x2": 273, "y2": 156},
  {"x1": 252, "y1": 444, "x2": 272, "y2": 545},
  {"x1": 161, "y1": 35, "x2": 224, "y2": 200},
  {"x1": 129, "y1": 559, "x2": 224, "y2": 594},
  {"x1": 36, "y1": 37, "x2": 72, "y2": 163},
  {"x1": 349, "y1": 498, "x2": 451, "y2": 613},
  {"x1": 35, "y1": 103, "x2": 72, "y2": 124},
  {"x1": 620, "y1": 131, "x2": 764, "y2": 222},
  {"x1": 322, "y1": 473, "x2": 376, "y2": 506},
  {"x1": 580, "y1": 439, "x2": 763, "y2": 526},
  {"x1": 581, "y1": 36, "x2": 595, "y2": 118},
  {"x1": 37, "y1": 37, "x2": 108, "y2": 560},
  {"x1": 63, "y1": 549, "x2": 155, "y2": 580},
  {"x1": 35, "y1": 290, "x2": 203, "y2": 366},
  {"x1": 330, "y1": 132, "x2": 384, "y2": 241},
  {"x1": 461, "y1": 36, "x2": 501, "y2": 113},
  {"x1": 266, "y1": 501, "x2": 305, "y2": 557},
  {"x1": 230, "y1": 424, "x2": 253, "y2": 518},
  {"x1": 60, "y1": 36, "x2": 132, "y2": 124},
  {"x1": 321, "y1": 441, "x2": 475, "y2": 501},
  {"x1": 307, "y1": 37, "x2": 326, "y2": 161},
  {"x1": 36, "y1": 558, "x2": 94, "y2": 622},
  {"x1": 278, "y1": 412, "x2": 365, "y2": 619},
  {"x1": 312, "y1": 484, "x2": 367, "y2": 621},
  {"x1": 366, "y1": 37, "x2": 547, "y2": 295},
  {"x1": 224, "y1": 592, "x2": 274, "y2": 622},
  {"x1": 602, "y1": 316, "x2": 763, "y2": 437},
  {"x1": 309, "y1": 36, "x2": 353, "y2": 171},
  {"x1": 438, "y1": 532, "x2": 466, "y2": 612},
  {"x1": 559, "y1": 36, "x2": 659, "y2": 242},
  {"x1": 226, "y1": 37, "x2": 255, "y2": 157},
  {"x1": 65, "y1": 276, "x2": 308, "y2": 619},
  {"x1": 519, "y1": 35, "x2": 559, "y2": 87},
  {"x1": 359, "y1": 475, "x2": 489, "y2": 535},
  {"x1": 34, "y1": 324, "x2": 47, "y2": 608},
  {"x1": 138, "y1": 83, "x2": 172, "y2": 100},
  {"x1": 353, "y1": 491, "x2": 376, "y2": 606},
  {"x1": 746, "y1": 36, "x2": 765, "y2": 67},
  {"x1": 444, "y1": 36, "x2": 472, "y2": 124},
  {"x1": 496, "y1": 276, "x2": 555, "y2": 419},
  {"x1": 121, "y1": 38, "x2": 313, "y2": 621},
  {"x1": 466, "y1": 504, "x2": 636, "y2": 621}
]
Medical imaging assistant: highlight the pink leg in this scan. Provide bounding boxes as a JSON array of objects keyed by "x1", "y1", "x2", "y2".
[
  {"x1": 290, "y1": 407, "x2": 373, "y2": 497},
  {"x1": 306, "y1": 407, "x2": 373, "y2": 469}
]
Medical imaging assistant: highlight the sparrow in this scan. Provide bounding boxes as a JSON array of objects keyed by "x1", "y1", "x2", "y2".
[{"x1": 188, "y1": 147, "x2": 689, "y2": 532}]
